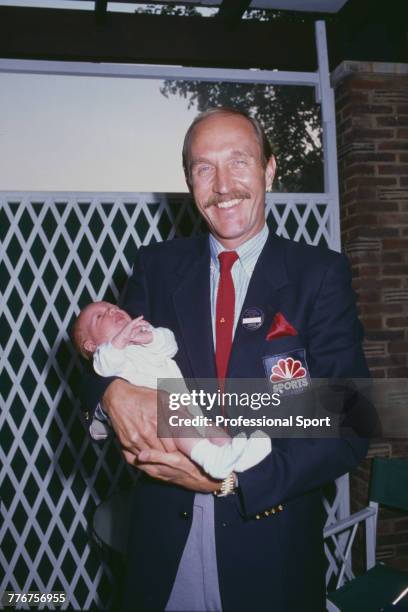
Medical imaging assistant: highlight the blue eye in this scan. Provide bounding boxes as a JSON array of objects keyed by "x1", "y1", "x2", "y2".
[{"x1": 198, "y1": 165, "x2": 211, "y2": 175}]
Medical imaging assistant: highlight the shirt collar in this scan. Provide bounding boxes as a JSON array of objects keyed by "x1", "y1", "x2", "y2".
[{"x1": 209, "y1": 223, "x2": 269, "y2": 275}]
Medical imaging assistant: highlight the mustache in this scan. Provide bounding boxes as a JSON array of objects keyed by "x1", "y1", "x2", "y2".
[{"x1": 204, "y1": 191, "x2": 251, "y2": 210}]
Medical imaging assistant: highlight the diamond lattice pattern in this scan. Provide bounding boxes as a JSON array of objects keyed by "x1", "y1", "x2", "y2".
[{"x1": 0, "y1": 192, "x2": 337, "y2": 609}]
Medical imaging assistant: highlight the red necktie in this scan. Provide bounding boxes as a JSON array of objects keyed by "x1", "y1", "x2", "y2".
[{"x1": 215, "y1": 251, "x2": 239, "y2": 390}]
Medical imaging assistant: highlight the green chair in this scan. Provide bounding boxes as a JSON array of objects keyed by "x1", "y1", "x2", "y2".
[{"x1": 325, "y1": 457, "x2": 408, "y2": 612}]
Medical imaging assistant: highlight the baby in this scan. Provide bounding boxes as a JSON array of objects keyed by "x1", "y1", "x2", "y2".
[{"x1": 72, "y1": 301, "x2": 271, "y2": 480}]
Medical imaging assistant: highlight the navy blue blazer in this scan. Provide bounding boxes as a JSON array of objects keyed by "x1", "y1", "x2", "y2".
[{"x1": 85, "y1": 231, "x2": 369, "y2": 611}]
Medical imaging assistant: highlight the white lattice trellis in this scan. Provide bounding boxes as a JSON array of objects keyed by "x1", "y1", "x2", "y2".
[{"x1": 1, "y1": 191, "x2": 345, "y2": 609}]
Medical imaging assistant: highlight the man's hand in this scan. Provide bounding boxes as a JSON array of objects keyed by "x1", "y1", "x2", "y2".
[
  {"x1": 102, "y1": 379, "x2": 177, "y2": 455},
  {"x1": 134, "y1": 448, "x2": 222, "y2": 493},
  {"x1": 102, "y1": 380, "x2": 219, "y2": 492}
]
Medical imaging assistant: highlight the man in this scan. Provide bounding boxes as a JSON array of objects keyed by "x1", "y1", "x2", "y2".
[{"x1": 84, "y1": 107, "x2": 369, "y2": 611}]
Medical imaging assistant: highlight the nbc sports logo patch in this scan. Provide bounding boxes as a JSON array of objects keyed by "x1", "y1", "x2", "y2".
[
  {"x1": 263, "y1": 349, "x2": 311, "y2": 395},
  {"x1": 271, "y1": 357, "x2": 306, "y2": 382}
]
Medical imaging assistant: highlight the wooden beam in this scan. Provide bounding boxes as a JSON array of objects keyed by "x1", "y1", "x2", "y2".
[
  {"x1": 95, "y1": 0, "x2": 108, "y2": 25},
  {"x1": 335, "y1": 0, "x2": 407, "y2": 65},
  {"x1": 0, "y1": 6, "x2": 318, "y2": 71},
  {"x1": 217, "y1": 0, "x2": 252, "y2": 22}
]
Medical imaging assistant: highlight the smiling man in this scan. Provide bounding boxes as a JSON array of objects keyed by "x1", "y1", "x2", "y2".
[
  {"x1": 184, "y1": 110, "x2": 276, "y2": 248},
  {"x1": 84, "y1": 107, "x2": 369, "y2": 611}
]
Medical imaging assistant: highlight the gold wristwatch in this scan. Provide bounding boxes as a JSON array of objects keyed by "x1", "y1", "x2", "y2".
[{"x1": 213, "y1": 473, "x2": 237, "y2": 497}]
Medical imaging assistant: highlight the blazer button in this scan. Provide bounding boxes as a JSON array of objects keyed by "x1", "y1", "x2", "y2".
[
  {"x1": 255, "y1": 514, "x2": 261, "y2": 520},
  {"x1": 271, "y1": 508, "x2": 276, "y2": 514},
  {"x1": 222, "y1": 522, "x2": 228, "y2": 528},
  {"x1": 264, "y1": 510, "x2": 270, "y2": 517},
  {"x1": 180, "y1": 511, "x2": 189, "y2": 519},
  {"x1": 278, "y1": 504, "x2": 283, "y2": 512}
]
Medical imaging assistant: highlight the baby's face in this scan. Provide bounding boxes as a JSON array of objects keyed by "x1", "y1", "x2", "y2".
[{"x1": 81, "y1": 301, "x2": 131, "y2": 351}]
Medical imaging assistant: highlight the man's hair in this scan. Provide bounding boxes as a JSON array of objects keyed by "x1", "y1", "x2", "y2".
[
  {"x1": 71, "y1": 311, "x2": 91, "y2": 360},
  {"x1": 182, "y1": 106, "x2": 274, "y2": 184}
]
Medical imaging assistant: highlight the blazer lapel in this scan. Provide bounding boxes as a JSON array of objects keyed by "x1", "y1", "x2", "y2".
[
  {"x1": 228, "y1": 232, "x2": 290, "y2": 378},
  {"x1": 172, "y1": 236, "x2": 217, "y2": 380}
]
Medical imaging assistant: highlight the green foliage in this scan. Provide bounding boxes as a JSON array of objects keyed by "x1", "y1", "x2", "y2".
[
  {"x1": 136, "y1": 3, "x2": 200, "y2": 17},
  {"x1": 161, "y1": 80, "x2": 323, "y2": 192},
  {"x1": 142, "y1": 3, "x2": 324, "y2": 191}
]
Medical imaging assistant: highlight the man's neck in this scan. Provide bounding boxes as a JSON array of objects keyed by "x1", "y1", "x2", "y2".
[{"x1": 210, "y1": 223, "x2": 268, "y2": 253}]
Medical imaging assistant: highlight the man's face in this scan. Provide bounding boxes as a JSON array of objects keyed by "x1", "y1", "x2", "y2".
[
  {"x1": 187, "y1": 113, "x2": 276, "y2": 249},
  {"x1": 80, "y1": 301, "x2": 131, "y2": 354}
]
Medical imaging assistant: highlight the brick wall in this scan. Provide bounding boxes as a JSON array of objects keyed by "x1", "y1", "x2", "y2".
[{"x1": 333, "y1": 61, "x2": 408, "y2": 572}]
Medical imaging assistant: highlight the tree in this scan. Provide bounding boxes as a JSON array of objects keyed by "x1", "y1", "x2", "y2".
[
  {"x1": 140, "y1": 5, "x2": 324, "y2": 191},
  {"x1": 161, "y1": 80, "x2": 323, "y2": 192}
]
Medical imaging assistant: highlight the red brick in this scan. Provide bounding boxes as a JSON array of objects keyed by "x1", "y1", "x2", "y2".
[
  {"x1": 389, "y1": 342, "x2": 408, "y2": 353},
  {"x1": 361, "y1": 227, "x2": 399, "y2": 238},
  {"x1": 351, "y1": 79, "x2": 385, "y2": 90},
  {"x1": 353, "y1": 116, "x2": 374, "y2": 129},
  {"x1": 366, "y1": 356, "x2": 388, "y2": 367},
  {"x1": 383, "y1": 239, "x2": 408, "y2": 249},
  {"x1": 379, "y1": 214, "x2": 408, "y2": 225},
  {"x1": 383, "y1": 264, "x2": 408, "y2": 275},
  {"x1": 348, "y1": 177, "x2": 397, "y2": 190},
  {"x1": 355, "y1": 187, "x2": 377, "y2": 199},
  {"x1": 353, "y1": 104, "x2": 394, "y2": 115},
  {"x1": 371, "y1": 369, "x2": 387, "y2": 377},
  {"x1": 377, "y1": 116, "x2": 408, "y2": 127},
  {"x1": 337, "y1": 91, "x2": 365, "y2": 106},
  {"x1": 345, "y1": 227, "x2": 369, "y2": 242},
  {"x1": 338, "y1": 117, "x2": 352, "y2": 132},
  {"x1": 395, "y1": 519, "x2": 408, "y2": 532},
  {"x1": 378, "y1": 533, "x2": 408, "y2": 546},
  {"x1": 348, "y1": 152, "x2": 396, "y2": 163},
  {"x1": 388, "y1": 367, "x2": 408, "y2": 377},
  {"x1": 339, "y1": 104, "x2": 353, "y2": 120},
  {"x1": 361, "y1": 303, "x2": 403, "y2": 315},
  {"x1": 382, "y1": 252, "x2": 404, "y2": 263},
  {"x1": 336, "y1": 70, "x2": 408, "y2": 518},
  {"x1": 356, "y1": 278, "x2": 392, "y2": 289},
  {"x1": 349, "y1": 252, "x2": 381, "y2": 265},
  {"x1": 377, "y1": 519, "x2": 394, "y2": 535},
  {"x1": 386, "y1": 317, "x2": 408, "y2": 328},
  {"x1": 378, "y1": 165, "x2": 408, "y2": 175},
  {"x1": 342, "y1": 214, "x2": 379, "y2": 228},
  {"x1": 366, "y1": 330, "x2": 405, "y2": 341},
  {"x1": 355, "y1": 288, "x2": 382, "y2": 301},
  {"x1": 357, "y1": 265, "x2": 381, "y2": 276},
  {"x1": 363, "y1": 317, "x2": 383, "y2": 329},
  {"x1": 368, "y1": 76, "x2": 408, "y2": 90},
  {"x1": 390, "y1": 355, "x2": 408, "y2": 367},
  {"x1": 352, "y1": 202, "x2": 400, "y2": 213},
  {"x1": 389, "y1": 557, "x2": 408, "y2": 571},
  {"x1": 390, "y1": 441, "x2": 408, "y2": 457},
  {"x1": 352, "y1": 128, "x2": 394, "y2": 140},
  {"x1": 340, "y1": 190, "x2": 359, "y2": 206},
  {"x1": 378, "y1": 140, "x2": 408, "y2": 151}
]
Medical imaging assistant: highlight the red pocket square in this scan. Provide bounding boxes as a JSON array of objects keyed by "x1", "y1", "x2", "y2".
[{"x1": 266, "y1": 312, "x2": 297, "y2": 341}]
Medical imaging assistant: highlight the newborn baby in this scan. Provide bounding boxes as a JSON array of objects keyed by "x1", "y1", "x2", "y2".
[{"x1": 72, "y1": 301, "x2": 271, "y2": 479}]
